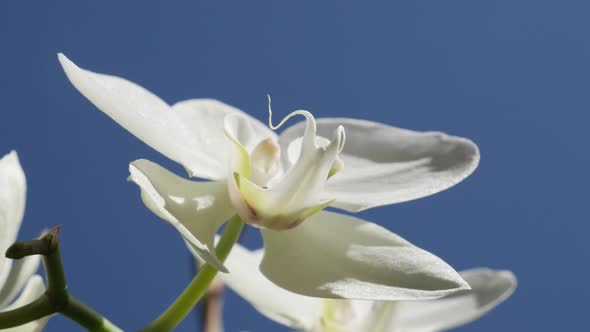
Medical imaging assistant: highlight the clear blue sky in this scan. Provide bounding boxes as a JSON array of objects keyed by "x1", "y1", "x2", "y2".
[{"x1": 1, "y1": 1, "x2": 587, "y2": 331}]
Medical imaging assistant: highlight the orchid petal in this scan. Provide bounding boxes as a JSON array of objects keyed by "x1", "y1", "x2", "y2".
[
  {"x1": 128, "y1": 159, "x2": 234, "y2": 272},
  {"x1": 0, "y1": 255, "x2": 41, "y2": 308},
  {"x1": 0, "y1": 151, "x2": 26, "y2": 289},
  {"x1": 1, "y1": 275, "x2": 49, "y2": 332},
  {"x1": 279, "y1": 118, "x2": 479, "y2": 212},
  {"x1": 392, "y1": 268, "x2": 516, "y2": 332},
  {"x1": 260, "y1": 211, "x2": 469, "y2": 301},
  {"x1": 215, "y1": 241, "x2": 322, "y2": 330},
  {"x1": 59, "y1": 54, "x2": 274, "y2": 180}
]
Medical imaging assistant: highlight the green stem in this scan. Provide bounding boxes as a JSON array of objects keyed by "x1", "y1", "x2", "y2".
[
  {"x1": 141, "y1": 215, "x2": 244, "y2": 332},
  {"x1": 0, "y1": 227, "x2": 123, "y2": 332},
  {"x1": 0, "y1": 294, "x2": 54, "y2": 328},
  {"x1": 42, "y1": 244, "x2": 68, "y2": 307},
  {"x1": 62, "y1": 296, "x2": 123, "y2": 332}
]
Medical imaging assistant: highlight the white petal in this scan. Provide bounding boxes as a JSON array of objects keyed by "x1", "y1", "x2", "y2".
[
  {"x1": 260, "y1": 211, "x2": 469, "y2": 301},
  {"x1": 59, "y1": 54, "x2": 274, "y2": 180},
  {"x1": 392, "y1": 268, "x2": 517, "y2": 332},
  {"x1": 217, "y1": 241, "x2": 322, "y2": 330},
  {"x1": 0, "y1": 151, "x2": 26, "y2": 289},
  {"x1": 0, "y1": 255, "x2": 41, "y2": 308},
  {"x1": 128, "y1": 160, "x2": 234, "y2": 272},
  {"x1": 1, "y1": 275, "x2": 50, "y2": 332},
  {"x1": 279, "y1": 118, "x2": 479, "y2": 212}
]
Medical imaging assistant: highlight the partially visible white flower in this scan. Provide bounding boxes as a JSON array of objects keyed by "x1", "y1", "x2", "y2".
[
  {"x1": 216, "y1": 241, "x2": 517, "y2": 332},
  {"x1": 0, "y1": 151, "x2": 49, "y2": 332},
  {"x1": 58, "y1": 54, "x2": 479, "y2": 302}
]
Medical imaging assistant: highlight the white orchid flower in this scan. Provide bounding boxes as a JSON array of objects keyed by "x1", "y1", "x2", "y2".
[
  {"x1": 0, "y1": 151, "x2": 49, "y2": 332},
  {"x1": 216, "y1": 242, "x2": 517, "y2": 332},
  {"x1": 58, "y1": 54, "x2": 480, "y2": 301}
]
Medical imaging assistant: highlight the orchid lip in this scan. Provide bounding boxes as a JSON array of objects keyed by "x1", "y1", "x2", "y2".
[{"x1": 225, "y1": 101, "x2": 345, "y2": 230}]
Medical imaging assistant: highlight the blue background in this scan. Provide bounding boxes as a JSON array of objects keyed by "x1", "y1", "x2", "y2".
[{"x1": 1, "y1": 1, "x2": 587, "y2": 331}]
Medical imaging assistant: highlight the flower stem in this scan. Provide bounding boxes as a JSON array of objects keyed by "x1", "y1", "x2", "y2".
[
  {"x1": 0, "y1": 294, "x2": 54, "y2": 328},
  {"x1": 140, "y1": 215, "x2": 244, "y2": 332},
  {"x1": 61, "y1": 296, "x2": 123, "y2": 332},
  {"x1": 0, "y1": 227, "x2": 123, "y2": 332}
]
